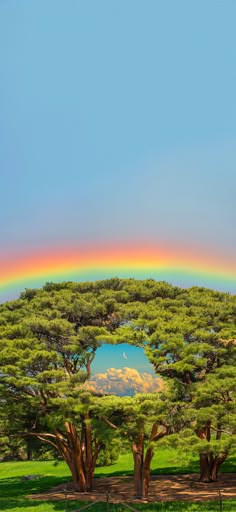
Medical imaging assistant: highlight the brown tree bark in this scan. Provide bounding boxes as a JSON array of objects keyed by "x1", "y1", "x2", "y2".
[
  {"x1": 142, "y1": 447, "x2": 154, "y2": 497},
  {"x1": 55, "y1": 422, "x2": 86, "y2": 491},
  {"x1": 210, "y1": 453, "x2": 227, "y2": 481},
  {"x1": 143, "y1": 423, "x2": 170, "y2": 496},
  {"x1": 199, "y1": 451, "x2": 227, "y2": 482},
  {"x1": 131, "y1": 423, "x2": 170, "y2": 498},
  {"x1": 57, "y1": 420, "x2": 100, "y2": 492},
  {"x1": 199, "y1": 453, "x2": 212, "y2": 482},
  {"x1": 132, "y1": 433, "x2": 144, "y2": 498},
  {"x1": 81, "y1": 413, "x2": 99, "y2": 491},
  {"x1": 28, "y1": 418, "x2": 101, "y2": 492},
  {"x1": 197, "y1": 422, "x2": 214, "y2": 482},
  {"x1": 196, "y1": 422, "x2": 227, "y2": 482}
]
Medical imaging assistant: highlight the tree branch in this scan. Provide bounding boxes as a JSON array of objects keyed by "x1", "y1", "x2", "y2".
[
  {"x1": 8, "y1": 431, "x2": 59, "y2": 450},
  {"x1": 211, "y1": 426, "x2": 233, "y2": 436},
  {"x1": 36, "y1": 436, "x2": 58, "y2": 450},
  {"x1": 151, "y1": 424, "x2": 171, "y2": 442},
  {"x1": 102, "y1": 416, "x2": 130, "y2": 439},
  {"x1": 10, "y1": 431, "x2": 57, "y2": 440},
  {"x1": 102, "y1": 417, "x2": 119, "y2": 430}
]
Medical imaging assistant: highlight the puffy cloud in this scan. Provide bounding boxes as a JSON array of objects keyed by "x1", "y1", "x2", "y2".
[{"x1": 85, "y1": 367, "x2": 163, "y2": 396}]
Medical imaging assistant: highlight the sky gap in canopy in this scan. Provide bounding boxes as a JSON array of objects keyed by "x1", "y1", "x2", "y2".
[{"x1": 0, "y1": 0, "x2": 235, "y2": 302}]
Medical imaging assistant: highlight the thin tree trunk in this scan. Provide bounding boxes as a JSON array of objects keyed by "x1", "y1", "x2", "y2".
[
  {"x1": 210, "y1": 453, "x2": 227, "y2": 481},
  {"x1": 142, "y1": 447, "x2": 154, "y2": 497},
  {"x1": 216, "y1": 423, "x2": 222, "y2": 441},
  {"x1": 133, "y1": 451, "x2": 143, "y2": 498},
  {"x1": 132, "y1": 434, "x2": 144, "y2": 498},
  {"x1": 197, "y1": 422, "x2": 212, "y2": 482},
  {"x1": 26, "y1": 438, "x2": 33, "y2": 461},
  {"x1": 82, "y1": 414, "x2": 97, "y2": 491},
  {"x1": 199, "y1": 453, "x2": 212, "y2": 482}
]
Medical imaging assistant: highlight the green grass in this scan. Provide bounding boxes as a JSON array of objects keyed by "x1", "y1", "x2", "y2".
[
  {"x1": 0, "y1": 502, "x2": 235, "y2": 512},
  {"x1": 96, "y1": 449, "x2": 236, "y2": 477},
  {"x1": 0, "y1": 451, "x2": 235, "y2": 511},
  {"x1": 0, "y1": 500, "x2": 236, "y2": 512}
]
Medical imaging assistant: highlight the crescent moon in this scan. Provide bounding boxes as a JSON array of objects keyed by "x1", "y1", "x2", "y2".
[{"x1": 122, "y1": 352, "x2": 128, "y2": 360}]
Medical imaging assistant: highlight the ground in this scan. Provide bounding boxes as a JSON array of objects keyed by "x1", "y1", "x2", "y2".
[
  {"x1": 30, "y1": 473, "x2": 236, "y2": 504},
  {"x1": 1, "y1": 454, "x2": 236, "y2": 510}
]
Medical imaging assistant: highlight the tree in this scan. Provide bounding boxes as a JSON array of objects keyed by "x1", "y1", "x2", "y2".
[
  {"x1": 1, "y1": 279, "x2": 235, "y2": 490},
  {"x1": 95, "y1": 390, "x2": 181, "y2": 498},
  {"x1": 191, "y1": 360, "x2": 236, "y2": 481},
  {"x1": 0, "y1": 281, "x2": 126, "y2": 490},
  {"x1": 143, "y1": 288, "x2": 236, "y2": 481}
]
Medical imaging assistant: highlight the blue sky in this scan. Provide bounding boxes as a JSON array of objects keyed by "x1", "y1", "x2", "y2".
[
  {"x1": 91, "y1": 343, "x2": 154, "y2": 375},
  {"x1": 1, "y1": 1, "x2": 235, "y2": 389},
  {"x1": 0, "y1": 0, "x2": 235, "y2": 272}
]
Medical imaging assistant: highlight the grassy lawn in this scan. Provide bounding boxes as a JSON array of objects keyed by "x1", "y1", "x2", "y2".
[
  {"x1": 0, "y1": 451, "x2": 235, "y2": 511},
  {"x1": 96, "y1": 449, "x2": 236, "y2": 477},
  {"x1": 0, "y1": 501, "x2": 236, "y2": 512}
]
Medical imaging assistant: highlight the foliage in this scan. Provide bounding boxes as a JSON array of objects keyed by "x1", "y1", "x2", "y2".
[
  {"x1": 126, "y1": 284, "x2": 236, "y2": 481},
  {"x1": 96, "y1": 438, "x2": 120, "y2": 466},
  {"x1": 0, "y1": 278, "x2": 236, "y2": 492}
]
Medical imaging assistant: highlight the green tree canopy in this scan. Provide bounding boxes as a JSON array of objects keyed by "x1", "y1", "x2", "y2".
[{"x1": 0, "y1": 278, "x2": 235, "y2": 492}]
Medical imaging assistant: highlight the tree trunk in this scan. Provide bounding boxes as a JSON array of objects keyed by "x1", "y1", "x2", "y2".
[
  {"x1": 216, "y1": 422, "x2": 222, "y2": 441},
  {"x1": 132, "y1": 434, "x2": 144, "y2": 498},
  {"x1": 55, "y1": 423, "x2": 86, "y2": 491},
  {"x1": 131, "y1": 422, "x2": 168, "y2": 498},
  {"x1": 199, "y1": 453, "x2": 212, "y2": 482},
  {"x1": 132, "y1": 445, "x2": 154, "y2": 497},
  {"x1": 199, "y1": 452, "x2": 227, "y2": 482},
  {"x1": 56, "y1": 420, "x2": 101, "y2": 492},
  {"x1": 197, "y1": 422, "x2": 212, "y2": 482},
  {"x1": 29, "y1": 419, "x2": 101, "y2": 492},
  {"x1": 210, "y1": 453, "x2": 227, "y2": 481},
  {"x1": 133, "y1": 452, "x2": 143, "y2": 498},
  {"x1": 142, "y1": 447, "x2": 154, "y2": 497},
  {"x1": 81, "y1": 414, "x2": 99, "y2": 491},
  {"x1": 197, "y1": 422, "x2": 228, "y2": 483},
  {"x1": 26, "y1": 438, "x2": 33, "y2": 461}
]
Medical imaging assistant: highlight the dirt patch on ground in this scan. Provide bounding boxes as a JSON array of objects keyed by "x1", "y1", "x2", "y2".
[{"x1": 29, "y1": 473, "x2": 236, "y2": 503}]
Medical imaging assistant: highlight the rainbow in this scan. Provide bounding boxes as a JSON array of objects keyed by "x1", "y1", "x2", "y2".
[{"x1": 0, "y1": 243, "x2": 236, "y2": 300}]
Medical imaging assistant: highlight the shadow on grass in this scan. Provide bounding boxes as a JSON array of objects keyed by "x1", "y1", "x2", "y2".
[
  {"x1": 86, "y1": 456, "x2": 236, "y2": 479},
  {"x1": 0, "y1": 474, "x2": 71, "y2": 499},
  {"x1": 95, "y1": 463, "x2": 201, "y2": 478},
  {"x1": 221, "y1": 457, "x2": 236, "y2": 473},
  {"x1": 152, "y1": 461, "x2": 200, "y2": 475}
]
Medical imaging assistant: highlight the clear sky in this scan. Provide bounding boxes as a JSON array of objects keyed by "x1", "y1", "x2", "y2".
[
  {"x1": 91, "y1": 343, "x2": 154, "y2": 375},
  {"x1": 0, "y1": 1, "x2": 236, "y2": 297}
]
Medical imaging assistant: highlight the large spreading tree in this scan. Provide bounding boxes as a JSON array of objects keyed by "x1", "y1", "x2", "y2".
[
  {"x1": 0, "y1": 279, "x2": 128, "y2": 490},
  {"x1": 0, "y1": 278, "x2": 235, "y2": 493}
]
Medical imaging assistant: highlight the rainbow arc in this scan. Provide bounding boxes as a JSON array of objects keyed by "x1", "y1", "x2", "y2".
[{"x1": 0, "y1": 244, "x2": 236, "y2": 296}]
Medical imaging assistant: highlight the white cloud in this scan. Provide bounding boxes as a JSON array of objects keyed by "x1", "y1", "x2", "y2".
[{"x1": 85, "y1": 367, "x2": 163, "y2": 396}]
